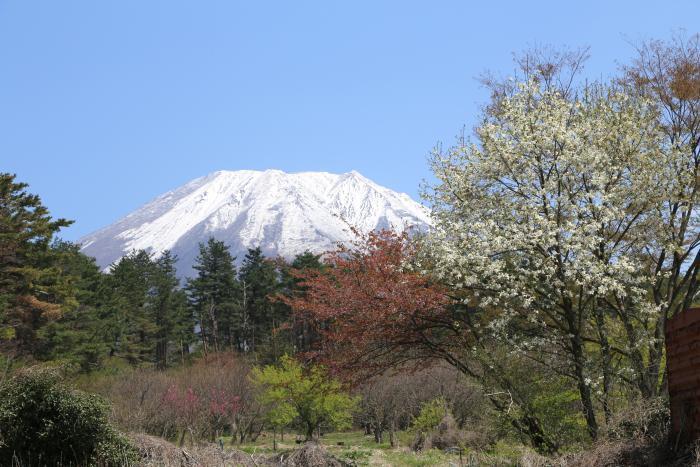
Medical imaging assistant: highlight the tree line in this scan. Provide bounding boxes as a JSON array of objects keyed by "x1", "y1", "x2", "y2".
[{"x1": 0, "y1": 176, "x2": 323, "y2": 372}]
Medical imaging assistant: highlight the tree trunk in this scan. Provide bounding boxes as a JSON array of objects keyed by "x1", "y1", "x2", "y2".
[
  {"x1": 373, "y1": 425, "x2": 383, "y2": 444},
  {"x1": 230, "y1": 423, "x2": 238, "y2": 445},
  {"x1": 614, "y1": 299, "x2": 653, "y2": 398},
  {"x1": 156, "y1": 338, "x2": 167, "y2": 370},
  {"x1": 389, "y1": 419, "x2": 396, "y2": 448},
  {"x1": 516, "y1": 413, "x2": 558, "y2": 454},
  {"x1": 208, "y1": 300, "x2": 219, "y2": 353},
  {"x1": 594, "y1": 304, "x2": 613, "y2": 423},
  {"x1": 572, "y1": 337, "x2": 599, "y2": 439},
  {"x1": 485, "y1": 382, "x2": 559, "y2": 453},
  {"x1": 562, "y1": 297, "x2": 599, "y2": 440},
  {"x1": 305, "y1": 423, "x2": 315, "y2": 441}
]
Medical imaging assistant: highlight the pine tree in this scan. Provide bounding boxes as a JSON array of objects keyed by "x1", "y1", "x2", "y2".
[
  {"x1": 281, "y1": 251, "x2": 324, "y2": 354},
  {"x1": 186, "y1": 238, "x2": 240, "y2": 354},
  {"x1": 149, "y1": 251, "x2": 193, "y2": 369},
  {"x1": 37, "y1": 240, "x2": 110, "y2": 371},
  {"x1": 284, "y1": 251, "x2": 324, "y2": 295},
  {"x1": 103, "y1": 250, "x2": 153, "y2": 364},
  {"x1": 0, "y1": 173, "x2": 72, "y2": 355},
  {"x1": 238, "y1": 247, "x2": 281, "y2": 356},
  {"x1": 98, "y1": 250, "x2": 195, "y2": 368}
]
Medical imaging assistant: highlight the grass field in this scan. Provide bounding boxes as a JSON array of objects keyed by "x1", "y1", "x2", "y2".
[{"x1": 219, "y1": 430, "x2": 526, "y2": 466}]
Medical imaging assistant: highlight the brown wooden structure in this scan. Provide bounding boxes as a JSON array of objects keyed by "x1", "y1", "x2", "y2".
[{"x1": 665, "y1": 307, "x2": 700, "y2": 445}]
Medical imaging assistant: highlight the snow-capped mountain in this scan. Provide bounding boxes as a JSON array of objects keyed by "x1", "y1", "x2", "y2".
[{"x1": 79, "y1": 169, "x2": 431, "y2": 276}]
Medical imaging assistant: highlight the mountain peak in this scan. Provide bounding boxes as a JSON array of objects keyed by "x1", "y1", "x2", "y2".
[{"x1": 79, "y1": 169, "x2": 431, "y2": 276}]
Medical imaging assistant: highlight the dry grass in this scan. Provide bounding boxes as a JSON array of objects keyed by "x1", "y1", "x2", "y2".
[
  {"x1": 273, "y1": 442, "x2": 350, "y2": 467},
  {"x1": 129, "y1": 433, "x2": 352, "y2": 467},
  {"x1": 129, "y1": 433, "x2": 261, "y2": 466}
]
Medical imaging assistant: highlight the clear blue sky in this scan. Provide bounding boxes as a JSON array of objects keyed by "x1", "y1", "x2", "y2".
[{"x1": 2, "y1": 1, "x2": 698, "y2": 241}]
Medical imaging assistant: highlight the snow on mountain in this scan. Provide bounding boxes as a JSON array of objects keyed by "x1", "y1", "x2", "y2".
[{"x1": 79, "y1": 169, "x2": 432, "y2": 276}]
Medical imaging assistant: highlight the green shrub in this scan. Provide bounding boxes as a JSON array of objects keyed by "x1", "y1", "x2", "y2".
[
  {"x1": 0, "y1": 368, "x2": 137, "y2": 466},
  {"x1": 529, "y1": 377, "x2": 588, "y2": 447},
  {"x1": 411, "y1": 397, "x2": 447, "y2": 433}
]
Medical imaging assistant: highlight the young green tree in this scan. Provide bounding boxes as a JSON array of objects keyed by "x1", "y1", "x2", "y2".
[
  {"x1": 186, "y1": 238, "x2": 240, "y2": 353},
  {"x1": 411, "y1": 397, "x2": 447, "y2": 435},
  {"x1": 251, "y1": 355, "x2": 357, "y2": 440},
  {"x1": 261, "y1": 391, "x2": 296, "y2": 451},
  {"x1": 0, "y1": 173, "x2": 72, "y2": 355}
]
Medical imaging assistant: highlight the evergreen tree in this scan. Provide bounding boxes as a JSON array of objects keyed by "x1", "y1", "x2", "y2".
[
  {"x1": 0, "y1": 173, "x2": 72, "y2": 355},
  {"x1": 99, "y1": 250, "x2": 194, "y2": 368},
  {"x1": 0, "y1": 174, "x2": 194, "y2": 371},
  {"x1": 186, "y1": 238, "x2": 239, "y2": 353},
  {"x1": 103, "y1": 250, "x2": 153, "y2": 364},
  {"x1": 289, "y1": 251, "x2": 323, "y2": 274},
  {"x1": 238, "y1": 247, "x2": 281, "y2": 356},
  {"x1": 149, "y1": 251, "x2": 193, "y2": 369},
  {"x1": 281, "y1": 251, "x2": 324, "y2": 354},
  {"x1": 37, "y1": 241, "x2": 110, "y2": 371}
]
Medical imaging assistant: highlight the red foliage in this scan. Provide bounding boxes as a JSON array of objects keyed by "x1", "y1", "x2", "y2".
[
  {"x1": 282, "y1": 230, "x2": 450, "y2": 378},
  {"x1": 161, "y1": 381, "x2": 241, "y2": 435},
  {"x1": 162, "y1": 385, "x2": 201, "y2": 423},
  {"x1": 208, "y1": 388, "x2": 241, "y2": 417}
]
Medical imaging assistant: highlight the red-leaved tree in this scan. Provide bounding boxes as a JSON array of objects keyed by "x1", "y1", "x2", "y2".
[
  {"x1": 282, "y1": 230, "x2": 449, "y2": 378},
  {"x1": 162, "y1": 384, "x2": 202, "y2": 446}
]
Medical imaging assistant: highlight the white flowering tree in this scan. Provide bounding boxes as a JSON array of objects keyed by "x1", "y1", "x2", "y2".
[{"x1": 424, "y1": 77, "x2": 694, "y2": 440}]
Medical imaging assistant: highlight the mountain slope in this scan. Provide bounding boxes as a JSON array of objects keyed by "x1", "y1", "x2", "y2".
[{"x1": 79, "y1": 169, "x2": 431, "y2": 276}]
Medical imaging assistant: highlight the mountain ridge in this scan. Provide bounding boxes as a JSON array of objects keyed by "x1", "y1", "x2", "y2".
[{"x1": 79, "y1": 169, "x2": 431, "y2": 277}]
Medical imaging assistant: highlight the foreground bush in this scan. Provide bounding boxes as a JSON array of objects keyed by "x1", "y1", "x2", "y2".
[{"x1": 0, "y1": 368, "x2": 137, "y2": 466}]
